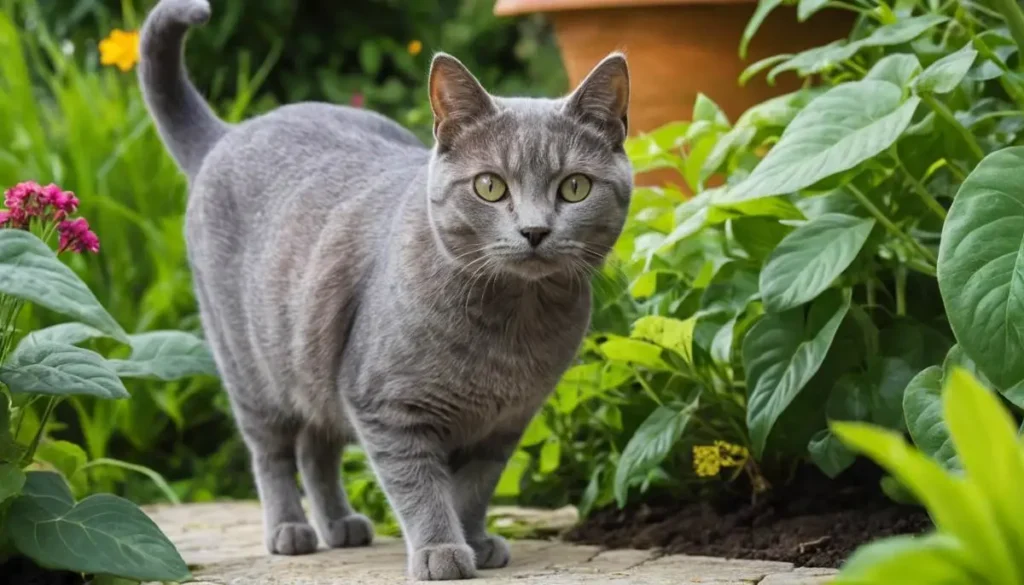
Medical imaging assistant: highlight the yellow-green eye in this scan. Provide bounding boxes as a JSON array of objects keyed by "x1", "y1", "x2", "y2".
[
  {"x1": 473, "y1": 173, "x2": 508, "y2": 202},
  {"x1": 559, "y1": 174, "x2": 592, "y2": 203}
]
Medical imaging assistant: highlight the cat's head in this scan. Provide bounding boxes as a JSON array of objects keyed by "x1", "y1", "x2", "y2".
[{"x1": 425, "y1": 52, "x2": 632, "y2": 281}]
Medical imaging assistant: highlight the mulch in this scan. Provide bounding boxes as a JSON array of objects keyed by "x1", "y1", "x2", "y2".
[{"x1": 563, "y1": 463, "x2": 932, "y2": 568}]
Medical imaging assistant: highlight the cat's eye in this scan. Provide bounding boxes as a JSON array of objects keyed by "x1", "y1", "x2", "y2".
[
  {"x1": 559, "y1": 174, "x2": 592, "y2": 203},
  {"x1": 473, "y1": 173, "x2": 508, "y2": 202}
]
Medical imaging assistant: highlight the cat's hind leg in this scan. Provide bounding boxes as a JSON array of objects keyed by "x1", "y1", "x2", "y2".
[
  {"x1": 236, "y1": 405, "x2": 319, "y2": 555},
  {"x1": 296, "y1": 424, "x2": 374, "y2": 548}
]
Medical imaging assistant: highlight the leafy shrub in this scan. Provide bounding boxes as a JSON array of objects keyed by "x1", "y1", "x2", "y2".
[
  {"x1": 832, "y1": 368, "x2": 1024, "y2": 584},
  {"x1": 515, "y1": 0, "x2": 1024, "y2": 509},
  {"x1": 0, "y1": 181, "x2": 215, "y2": 581}
]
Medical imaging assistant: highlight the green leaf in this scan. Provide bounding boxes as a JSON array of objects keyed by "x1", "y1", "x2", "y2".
[
  {"x1": 631, "y1": 316, "x2": 696, "y2": 364},
  {"x1": 797, "y1": 0, "x2": 830, "y2": 21},
  {"x1": 600, "y1": 336, "x2": 670, "y2": 370},
  {"x1": 834, "y1": 534, "x2": 976, "y2": 584},
  {"x1": 0, "y1": 463, "x2": 25, "y2": 505},
  {"x1": 0, "y1": 231, "x2": 127, "y2": 343},
  {"x1": 902, "y1": 366, "x2": 958, "y2": 468},
  {"x1": 495, "y1": 451, "x2": 530, "y2": 498},
  {"x1": 107, "y1": 331, "x2": 218, "y2": 381},
  {"x1": 731, "y1": 217, "x2": 792, "y2": 263},
  {"x1": 740, "y1": 0, "x2": 785, "y2": 59},
  {"x1": 520, "y1": 415, "x2": 551, "y2": 447},
  {"x1": 6, "y1": 471, "x2": 190, "y2": 581},
  {"x1": 539, "y1": 439, "x2": 561, "y2": 474},
  {"x1": 744, "y1": 289, "x2": 851, "y2": 457},
  {"x1": 808, "y1": 429, "x2": 856, "y2": 478},
  {"x1": 938, "y1": 146, "x2": 1024, "y2": 389},
  {"x1": 0, "y1": 343, "x2": 128, "y2": 399},
  {"x1": 943, "y1": 368, "x2": 1024, "y2": 580},
  {"x1": 865, "y1": 53, "x2": 923, "y2": 87},
  {"x1": 760, "y1": 214, "x2": 875, "y2": 313},
  {"x1": 15, "y1": 323, "x2": 108, "y2": 352},
  {"x1": 832, "y1": 421, "x2": 1017, "y2": 579},
  {"x1": 914, "y1": 45, "x2": 977, "y2": 94},
  {"x1": 692, "y1": 93, "x2": 729, "y2": 126},
  {"x1": 34, "y1": 440, "x2": 87, "y2": 480},
  {"x1": 614, "y1": 403, "x2": 696, "y2": 507},
  {"x1": 728, "y1": 81, "x2": 920, "y2": 201}
]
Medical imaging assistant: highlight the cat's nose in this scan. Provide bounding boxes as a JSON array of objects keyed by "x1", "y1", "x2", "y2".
[{"x1": 519, "y1": 226, "x2": 551, "y2": 247}]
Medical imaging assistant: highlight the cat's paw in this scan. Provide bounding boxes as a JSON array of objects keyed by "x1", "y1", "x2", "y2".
[
  {"x1": 323, "y1": 514, "x2": 374, "y2": 548},
  {"x1": 468, "y1": 535, "x2": 510, "y2": 570},
  {"x1": 267, "y1": 522, "x2": 318, "y2": 555},
  {"x1": 409, "y1": 543, "x2": 477, "y2": 581}
]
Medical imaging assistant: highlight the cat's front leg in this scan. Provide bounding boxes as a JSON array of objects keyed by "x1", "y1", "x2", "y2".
[
  {"x1": 450, "y1": 432, "x2": 520, "y2": 570},
  {"x1": 358, "y1": 419, "x2": 476, "y2": 581}
]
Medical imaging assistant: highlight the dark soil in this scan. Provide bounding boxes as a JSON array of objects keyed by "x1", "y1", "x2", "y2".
[
  {"x1": 564, "y1": 463, "x2": 932, "y2": 568},
  {"x1": 0, "y1": 556, "x2": 86, "y2": 585}
]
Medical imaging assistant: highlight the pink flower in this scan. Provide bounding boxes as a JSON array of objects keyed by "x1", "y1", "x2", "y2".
[
  {"x1": 350, "y1": 92, "x2": 365, "y2": 108},
  {"x1": 58, "y1": 218, "x2": 100, "y2": 254},
  {"x1": 3, "y1": 181, "x2": 78, "y2": 221},
  {"x1": 0, "y1": 207, "x2": 28, "y2": 229}
]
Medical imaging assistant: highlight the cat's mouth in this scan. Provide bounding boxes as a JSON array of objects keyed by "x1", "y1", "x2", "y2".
[{"x1": 494, "y1": 250, "x2": 567, "y2": 280}]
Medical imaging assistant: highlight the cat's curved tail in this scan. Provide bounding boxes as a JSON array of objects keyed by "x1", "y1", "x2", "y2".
[{"x1": 139, "y1": 0, "x2": 226, "y2": 179}]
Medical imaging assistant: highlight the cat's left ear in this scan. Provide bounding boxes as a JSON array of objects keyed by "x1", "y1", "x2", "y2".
[
  {"x1": 429, "y1": 53, "x2": 496, "y2": 148},
  {"x1": 564, "y1": 53, "x2": 630, "y2": 146}
]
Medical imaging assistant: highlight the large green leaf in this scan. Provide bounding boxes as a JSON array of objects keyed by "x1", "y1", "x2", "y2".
[
  {"x1": 914, "y1": 44, "x2": 977, "y2": 95},
  {"x1": 6, "y1": 471, "x2": 190, "y2": 581},
  {"x1": 808, "y1": 429, "x2": 855, "y2": 478},
  {"x1": 0, "y1": 343, "x2": 128, "y2": 399},
  {"x1": 865, "y1": 53, "x2": 922, "y2": 87},
  {"x1": 107, "y1": 331, "x2": 218, "y2": 381},
  {"x1": 834, "y1": 534, "x2": 976, "y2": 584},
  {"x1": 614, "y1": 403, "x2": 696, "y2": 506},
  {"x1": 833, "y1": 419, "x2": 1018, "y2": 579},
  {"x1": 744, "y1": 289, "x2": 851, "y2": 456},
  {"x1": 0, "y1": 231, "x2": 127, "y2": 343},
  {"x1": 15, "y1": 323, "x2": 108, "y2": 352},
  {"x1": 760, "y1": 214, "x2": 875, "y2": 313},
  {"x1": 903, "y1": 366, "x2": 958, "y2": 469},
  {"x1": 600, "y1": 336, "x2": 670, "y2": 371},
  {"x1": 938, "y1": 146, "x2": 1024, "y2": 389},
  {"x1": 728, "y1": 80, "x2": 920, "y2": 201},
  {"x1": 943, "y1": 368, "x2": 1024, "y2": 581}
]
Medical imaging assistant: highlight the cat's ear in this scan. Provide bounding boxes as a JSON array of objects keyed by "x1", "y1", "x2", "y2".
[
  {"x1": 429, "y1": 53, "x2": 496, "y2": 148},
  {"x1": 564, "y1": 53, "x2": 630, "y2": 146}
]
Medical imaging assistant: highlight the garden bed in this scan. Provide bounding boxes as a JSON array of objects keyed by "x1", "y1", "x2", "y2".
[{"x1": 565, "y1": 464, "x2": 931, "y2": 568}]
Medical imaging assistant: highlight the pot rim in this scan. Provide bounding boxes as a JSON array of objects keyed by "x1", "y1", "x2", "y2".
[{"x1": 495, "y1": 0, "x2": 756, "y2": 17}]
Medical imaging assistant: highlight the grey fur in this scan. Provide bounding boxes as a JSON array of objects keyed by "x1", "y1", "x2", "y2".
[{"x1": 139, "y1": 0, "x2": 632, "y2": 580}]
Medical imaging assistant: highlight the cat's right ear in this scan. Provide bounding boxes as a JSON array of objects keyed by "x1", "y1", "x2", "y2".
[{"x1": 429, "y1": 53, "x2": 496, "y2": 148}]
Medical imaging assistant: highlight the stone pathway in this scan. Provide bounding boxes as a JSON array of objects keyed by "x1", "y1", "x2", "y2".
[{"x1": 146, "y1": 502, "x2": 837, "y2": 584}]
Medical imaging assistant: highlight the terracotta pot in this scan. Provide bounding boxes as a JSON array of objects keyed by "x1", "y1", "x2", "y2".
[{"x1": 495, "y1": 0, "x2": 853, "y2": 188}]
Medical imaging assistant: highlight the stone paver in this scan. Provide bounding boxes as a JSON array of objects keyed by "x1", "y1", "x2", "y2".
[{"x1": 146, "y1": 503, "x2": 838, "y2": 584}]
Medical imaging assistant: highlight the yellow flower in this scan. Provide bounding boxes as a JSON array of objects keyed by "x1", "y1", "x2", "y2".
[
  {"x1": 692, "y1": 445, "x2": 721, "y2": 477},
  {"x1": 99, "y1": 29, "x2": 140, "y2": 72},
  {"x1": 714, "y1": 441, "x2": 749, "y2": 468},
  {"x1": 408, "y1": 40, "x2": 423, "y2": 56}
]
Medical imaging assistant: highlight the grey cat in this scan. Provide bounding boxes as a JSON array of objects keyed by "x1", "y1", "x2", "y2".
[{"x1": 139, "y1": 0, "x2": 632, "y2": 580}]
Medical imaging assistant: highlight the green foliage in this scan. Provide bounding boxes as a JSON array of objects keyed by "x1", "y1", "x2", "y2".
[
  {"x1": 534, "y1": 0, "x2": 1024, "y2": 511},
  {"x1": 833, "y1": 369, "x2": 1024, "y2": 584},
  {"x1": 0, "y1": 224, "x2": 212, "y2": 580}
]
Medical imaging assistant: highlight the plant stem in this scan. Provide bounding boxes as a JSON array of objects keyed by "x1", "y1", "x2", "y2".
[
  {"x1": 633, "y1": 369, "x2": 664, "y2": 406},
  {"x1": 891, "y1": 154, "x2": 947, "y2": 220},
  {"x1": 921, "y1": 94, "x2": 985, "y2": 164},
  {"x1": 895, "y1": 266, "x2": 908, "y2": 317},
  {"x1": 21, "y1": 397, "x2": 59, "y2": 466},
  {"x1": 847, "y1": 184, "x2": 938, "y2": 266},
  {"x1": 991, "y1": 0, "x2": 1024, "y2": 71}
]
